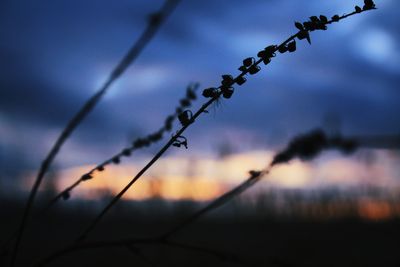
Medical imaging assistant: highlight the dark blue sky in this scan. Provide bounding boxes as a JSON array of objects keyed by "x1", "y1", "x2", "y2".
[{"x1": 0, "y1": 0, "x2": 399, "y2": 177}]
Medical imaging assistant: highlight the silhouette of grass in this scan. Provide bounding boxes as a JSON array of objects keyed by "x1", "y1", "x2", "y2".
[
  {"x1": 165, "y1": 129, "x2": 360, "y2": 234},
  {"x1": 32, "y1": 129, "x2": 361, "y2": 267},
  {"x1": 46, "y1": 83, "x2": 199, "y2": 210},
  {"x1": 10, "y1": 1, "x2": 181, "y2": 265},
  {"x1": 9, "y1": 1, "x2": 380, "y2": 266},
  {"x1": 1, "y1": 82, "x2": 198, "y2": 260},
  {"x1": 75, "y1": 1, "x2": 377, "y2": 244}
]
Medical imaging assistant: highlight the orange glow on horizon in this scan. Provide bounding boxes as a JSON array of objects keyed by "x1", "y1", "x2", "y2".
[
  {"x1": 358, "y1": 199, "x2": 393, "y2": 221},
  {"x1": 22, "y1": 149, "x2": 400, "y2": 222}
]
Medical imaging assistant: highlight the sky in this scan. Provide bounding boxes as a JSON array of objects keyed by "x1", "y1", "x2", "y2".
[{"x1": 0, "y1": 0, "x2": 399, "y2": 194}]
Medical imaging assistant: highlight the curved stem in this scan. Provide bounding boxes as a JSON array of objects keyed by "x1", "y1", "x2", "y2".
[
  {"x1": 76, "y1": 6, "x2": 373, "y2": 243},
  {"x1": 10, "y1": 1, "x2": 181, "y2": 265},
  {"x1": 160, "y1": 169, "x2": 269, "y2": 240},
  {"x1": 46, "y1": 82, "x2": 199, "y2": 212}
]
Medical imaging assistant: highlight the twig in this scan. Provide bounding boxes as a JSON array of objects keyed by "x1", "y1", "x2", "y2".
[
  {"x1": 160, "y1": 169, "x2": 270, "y2": 240},
  {"x1": 75, "y1": 1, "x2": 376, "y2": 243},
  {"x1": 2, "y1": 83, "x2": 197, "y2": 265},
  {"x1": 160, "y1": 129, "x2": 361, "y2": 240},
  {"x1": 45, "y1": 82, "x2": 198, "y2": 210},
  {"x1": 1, "y1": 83, "x2": 198, "y2": 260},
  {"x1": 32, "y1": 128, "x2": 364, "y2": 267},
  {"x1": 10, "y1": 0, "x2": 181, "y2": 265}
]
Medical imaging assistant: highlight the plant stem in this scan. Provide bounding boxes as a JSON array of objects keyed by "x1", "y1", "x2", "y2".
[
  {"x1": 10, "y1": 1, "x2": 181, "y2": 266},
  {"x1": 75, "y1": 6, "x2": 374, "y2": 243}
]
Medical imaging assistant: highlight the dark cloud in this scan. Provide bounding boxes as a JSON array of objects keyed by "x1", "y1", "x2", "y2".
[{"x1": 0, "y1": 0, "x2": 399, "y2": 171}]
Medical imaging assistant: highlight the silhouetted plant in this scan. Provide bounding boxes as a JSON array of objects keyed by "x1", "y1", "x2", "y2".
[
  {"x1": 13, "y1": 1, "x2": 379, "y2": 266},
  {"x1": 49, "y1": 83, "x2": 198, "y2": 205},
  {"x1": 10, "y1": 1, "x2": 181, "y2": 265},
  {"x1": 172, "y1": 135, "x2": 188, "y2": 149},
  {"x1": 72, "y1": 0, "x2": 376, "y2": 245},
  {"x1": 33, "y1": 129, "x2": 361, "y2": 267},
  {"x1": 160, "y1": 129, "x2": 359, "y2": 240},
  {"x1": 271, "y1": 129, "x2": 358, "y2": 166},
  {"x1": 0, "y1": 82, "x2": 199, "y2": 265}
]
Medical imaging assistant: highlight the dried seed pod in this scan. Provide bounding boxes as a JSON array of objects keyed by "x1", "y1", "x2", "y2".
[
  {"x1": 278, "y1": 45, "x2": 288, "y2": 53},
  {"x1": 363, "y1": 0, "x2": 375, "y2": 10},
  {"x1": 186, "y1": 88, "x2": 197, "y2": 100},
  {"x1": 262, "y1": 57, "x2": 271, "y2": 65},
  {"x1": 178, "y1": 110, "x2": 193, "y2": 126},
  {"x1": 303, "y1": 21, "x2": 315, "y2": 31},
  {"x1": 249, "y1": 170, "x2": 262, "y2": 178},
  {"x1": 122, "y1": 148, "x2": 131, "y2": 156},
  {"x1": 287, "y1": 40, "x2": 296, "y2": 52},
  {"x1": 142, "y1": 139, "x2": 150, "y2": 147},
  {"x1": 175, "y1": 107, "x2": 183, "y2": 114},
  {"x1": 180, "y1": 98, "x2": 190, "y2": 107},
  {"x1": 242, "y1": 57, "x2": 254, "y2": 67},
  {"x1": 317, "y1": 23, "x2": 327, "y2": 31},
  {"x1": 221, "y1": 74, "x2": 234, "y2": 86},
  {"x1": 248, "y1": 65, "x2": 260, "y2": 75},
  {"x1": 222, "y1": 87, "x2": 234, "y2": 99},
  {"x1": 236, "y1": 76, "x2": 247, "y2": 85},
  {"x1": 97, "y1": 166, "x2": 105, "y2": 172},
  {"x1": 165, "y1": 124, "x2": 172, "y2": 131},
  {"x1": 112, "y1": 156, "x2": 121, "y2": 164},
  {"x1": 257, "y1": 50, "x2": 266, "y2": 58},
  {"x1": 332, "y1": 15, "x2": 340, "y2": 22},
  {"x1": 319, "y1": 15, "x2": 328, "y2": 23},
  {"x1": 238, "y1": 65, "x2": 247, "y2": 72},
  {"x1": 298, "y1": 30, "x2": 311, "y2": 44},
  {"x1": 81, "y1": 173, "x2": 93, "y2": 181},
  {"x1": 294, "y1": 21, "x2": 304, "y2": 31},
  {"x1": 265, "y1": 45, "x2": 277, "y2": 57},
  {"x1": 202, "y1": 87, "x2": 219, "y2": 98},
  {"x1": 149, "y1": 131, "x2": 163, "y2": 142},
  {"x1": 133, "y1": 138, "x2": 145, "y2": 148},
  {"x1": 257, "y1": 45, "x2": 276, "y2": 60},
  {"x1": 164, "y1": 115, "x2": 174, "y2": 131}
]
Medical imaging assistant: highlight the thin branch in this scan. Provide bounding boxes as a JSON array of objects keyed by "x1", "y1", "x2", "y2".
[
  {"x1": 160, "y1": 129, "x2": 361, "y2": 240},
  {"x1": 160, "y1": 169, "x2": 270, "y2": 240},
  {"x1": 75, "y1": 3, "x2": 376, "y2": 243},
  {"x1": 1, "y1": 83, "x2": 198, "y2": 260},
  {"x1": 44, "y1": 82, "x2": 199, "y2": 210},
  {"x1": 31, "y1": 172, "x2": 266, "y2": 267},
  {"x1": 32, "y1": 128, "x2": 366, "y2": 267},
  {"x1": 10, "y1": 1, "x2": 181, "y2": 265}
]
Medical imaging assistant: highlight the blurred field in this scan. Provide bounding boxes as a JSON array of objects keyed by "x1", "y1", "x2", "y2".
[{"x1": 1, "y1": 196, "x2": 400, "y2": 267}]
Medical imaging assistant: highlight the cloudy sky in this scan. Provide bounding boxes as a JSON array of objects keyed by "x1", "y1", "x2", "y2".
[{"x1": 0, "y1": 0, "x2": 399, "y2": 187}]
